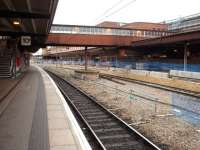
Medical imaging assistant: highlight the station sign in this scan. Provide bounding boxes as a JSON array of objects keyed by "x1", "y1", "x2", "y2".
[{"x1": 21, "y1": 36, "x2": 31, "y2": 46}]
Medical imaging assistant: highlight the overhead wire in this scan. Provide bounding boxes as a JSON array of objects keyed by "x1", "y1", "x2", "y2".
[
  {"x1": 93, "y1": 0, "x2": 125, "y2": 23},
  {"x1": 96, "y1": 0, "x2": 137, "y2": 24}
]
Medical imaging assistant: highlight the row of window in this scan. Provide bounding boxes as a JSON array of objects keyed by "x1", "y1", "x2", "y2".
[
  {"x1": 0, "y1": 36, "x2": 10, "y2": 40},
  {"x1": 51, "y1": 26, "x2": 170, "y2": 38}
]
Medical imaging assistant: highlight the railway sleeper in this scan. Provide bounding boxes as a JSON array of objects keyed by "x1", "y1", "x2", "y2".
[
  {"x1": 94, "y1": 127, "x2": 124, "y2": 133},
  {"x1": 73, "y1": 103, "x2": 95, "y2": 107},
  {"x1": 95, "y1": 129, "x2": 129, "y2": 137},
  {"x1": 73, "y1": 102, "x2": 95, "y2": 106},
  {"x1": 91, "y1": 124, "x2": 120, "y2": 130},
  {"x1": 81, "y1": 111, "x2": 106, "y2": 116},
  {"x1": 79, "y1": 108, "x2": 102, "y2": 113},
  {"x1": 87, "y1": 118, "x2": 114, "y2": 123},
  {"x1": 90, "y1": 122, "x2": 119, "y2": 127},
  {"x1": 80, "y1": 110, "x2": 105, "y2": 115},
  {"x1": 98, "y1": 133, "x2": 131, "y2": 140},
  {"x1": 104, "y1": 140, "x2": 147, "y2": 150},
  {"x1": 86, "y1": 115, "x2": 110, "y2": 120},
  {"x1": 101, "y1": 136, "x2": 140, "y2": 145}
]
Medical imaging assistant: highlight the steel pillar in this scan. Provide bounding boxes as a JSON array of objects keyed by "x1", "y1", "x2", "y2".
[{"x1": 85, "y1": 46, "x2": 88, "y2": 71}]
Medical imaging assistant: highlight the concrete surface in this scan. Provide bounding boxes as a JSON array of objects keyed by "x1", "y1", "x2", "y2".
[
  {"x1": 0, "y1": 66, "x2": 91, "y2": 150},
  {"x1": 0, "y1": 78, "x2": 21, "y2": 102},
  {"x1": 0, "y1": 67, "x2": 46, "y2": 150},
  {"x1": 0, "y1": 77, "x2": 22, "y2": 115},
  {"x1": 170, "y1": 70, "x2": 200, "y2": 80}
]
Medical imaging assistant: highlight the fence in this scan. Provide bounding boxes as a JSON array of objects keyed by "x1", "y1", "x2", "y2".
[{"x1": 40, "y1": 59, "x2": 200, "y2": 72}]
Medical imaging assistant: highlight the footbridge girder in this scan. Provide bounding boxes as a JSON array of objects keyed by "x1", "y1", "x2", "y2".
[{"x1": 46, "y1": 33, "x2": 144, "y2": 47}]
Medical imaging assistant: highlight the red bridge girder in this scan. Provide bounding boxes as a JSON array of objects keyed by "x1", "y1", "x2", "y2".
[{"x1": 46, "y1": 33, "x2": 145, "y2": 47}]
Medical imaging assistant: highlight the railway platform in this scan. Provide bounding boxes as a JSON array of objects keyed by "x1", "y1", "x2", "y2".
[
  {"x1": 0, "y1": 77, "x2": 23, "y2": 114},
  {"x1": 0, "y1": 66, "x2": 91, "y2": 150}
]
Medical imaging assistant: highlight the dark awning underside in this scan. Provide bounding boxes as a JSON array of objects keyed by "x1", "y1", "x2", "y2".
[{"x1": 0, "y1": 0, "x2": 58, "y2": 52}]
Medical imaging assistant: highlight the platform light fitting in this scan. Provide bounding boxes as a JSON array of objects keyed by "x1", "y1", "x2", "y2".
[
  {"x1": 160, "y1": 55, "x2": 167, "y2": 58},
  {"x1": 13, "y1": 20, "x2": 20, "y2": 26}
]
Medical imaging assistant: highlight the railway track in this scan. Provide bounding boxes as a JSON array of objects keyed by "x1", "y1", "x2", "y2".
[
  {"x1": 46, "y1": 70, "x2": 160, "y2": 150},
  {"x1": 100, "y1": 73, "x2": 200, "y2": 98}
]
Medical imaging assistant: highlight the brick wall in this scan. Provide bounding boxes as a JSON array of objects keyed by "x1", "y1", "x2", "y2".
[
  {"x1": 96, "y1": 21, "x2": 125, "y2": 28},
  {"x1": 47, "y1": 33, "x2": 144, "y2": 47}
]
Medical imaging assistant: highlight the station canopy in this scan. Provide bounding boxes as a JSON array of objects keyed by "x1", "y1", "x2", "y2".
[{"x1": 0, "y1": 0, "x2": 58, "y2": 52}]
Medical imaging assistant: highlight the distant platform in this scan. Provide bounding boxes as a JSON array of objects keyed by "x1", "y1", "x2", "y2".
[{"x1": 74, "y1": 69, "x2": 99, "y2": 80}]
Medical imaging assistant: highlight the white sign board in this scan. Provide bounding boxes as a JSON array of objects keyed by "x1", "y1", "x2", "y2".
[{"x1": 21, "y1": 36, "x2": 31, "y2": 46}]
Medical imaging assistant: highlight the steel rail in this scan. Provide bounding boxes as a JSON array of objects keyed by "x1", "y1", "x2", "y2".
[{"x1": 100, "y1": 73, "x2": 200, "y2": 98}]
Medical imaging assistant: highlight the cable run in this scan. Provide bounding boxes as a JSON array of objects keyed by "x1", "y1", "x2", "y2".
[
  {"x1": 96, "y1": 0, "x2": 136, "y2": 24},
  {"x1": 94, "y1": 0, "x2": 125, "y2": 23}
]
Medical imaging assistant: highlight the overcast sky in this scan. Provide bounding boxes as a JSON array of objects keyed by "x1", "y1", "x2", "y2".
[{"x1": 53, "y1": 0, "x2": 200, "y2": 25}]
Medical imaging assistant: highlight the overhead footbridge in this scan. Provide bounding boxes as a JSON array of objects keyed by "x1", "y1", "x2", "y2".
[{"x1": 46, "y1": 24, "x2": 171, "y2": 47}]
